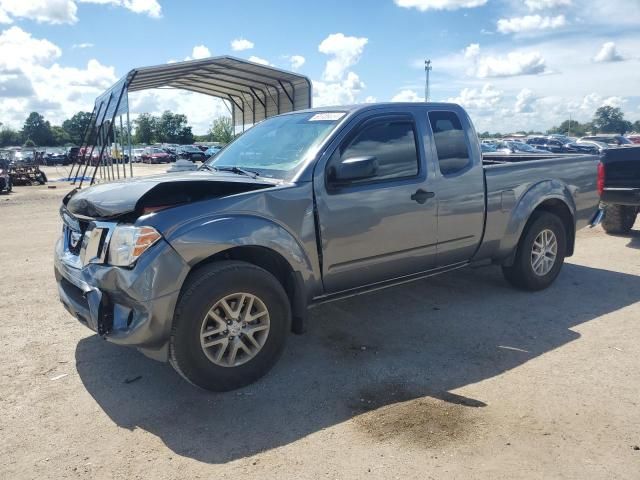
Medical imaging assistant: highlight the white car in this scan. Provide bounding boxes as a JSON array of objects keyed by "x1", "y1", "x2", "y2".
[{"x1": 132, "y1": 148, "x2": 145, "y2": 163}]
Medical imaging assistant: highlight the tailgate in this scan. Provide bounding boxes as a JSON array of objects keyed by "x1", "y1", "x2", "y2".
[{"x1": 603, "y1": 146, "x2": 640, "y2": 188}]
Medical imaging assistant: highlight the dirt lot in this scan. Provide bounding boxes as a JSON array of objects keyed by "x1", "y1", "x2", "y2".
[{"x1": 1, "y1": 169, "x2": 639, "y2": 479}]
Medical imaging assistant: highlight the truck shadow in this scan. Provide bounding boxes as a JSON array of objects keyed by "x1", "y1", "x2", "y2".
[{"x1": 75, "y1": 262, "x2": 640, "y2": 463}]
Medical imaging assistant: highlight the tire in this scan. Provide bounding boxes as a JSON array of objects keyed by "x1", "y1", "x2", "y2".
[
  {"x1": 602, "y1": 204, "x2": 637, "y2": 234},
  {"x1": 169, "y1": 260, "x2": 291, "y2": 391},
  {"x1": 502, "y1": 211, "x2": 567, "y2": 291}
]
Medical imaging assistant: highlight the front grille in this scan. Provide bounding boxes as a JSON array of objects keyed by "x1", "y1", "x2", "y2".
[{"x1": 66, "y1": 220, "x2": 89, "y2": 256}]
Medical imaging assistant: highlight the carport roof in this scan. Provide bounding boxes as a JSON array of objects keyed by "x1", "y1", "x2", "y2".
[{"x1": 94, "y1": 55, "x2": 313, "y2": 128}]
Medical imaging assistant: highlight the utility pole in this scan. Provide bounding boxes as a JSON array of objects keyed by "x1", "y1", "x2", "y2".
[
  {"x1": 568, "y1": 113, "x2": 572, "y2": 137},
  {"x1": 425, "y1": 59, "x2": 432, "y2": 102}
]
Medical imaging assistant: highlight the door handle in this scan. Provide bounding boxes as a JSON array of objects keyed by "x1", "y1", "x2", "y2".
[{"x1": 411, "y1": 189, "x2": 435, "y2": 204}]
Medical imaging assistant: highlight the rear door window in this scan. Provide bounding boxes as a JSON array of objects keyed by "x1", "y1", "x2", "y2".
[{"x1": 428, "y1": 111, "x2": 472, "y2": 176}]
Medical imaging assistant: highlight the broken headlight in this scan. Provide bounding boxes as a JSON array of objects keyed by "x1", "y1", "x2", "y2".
[{"x1": 108, "y1": 225, "x2": 161, "y2": 267}]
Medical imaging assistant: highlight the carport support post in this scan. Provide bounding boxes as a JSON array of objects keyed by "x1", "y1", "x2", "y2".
[
  {"x1": 127, "y1": 104, "x2": 133, "y2": 178},
  {"x1": 119, "y1": 115, "x2": 125, "y2": 178}
]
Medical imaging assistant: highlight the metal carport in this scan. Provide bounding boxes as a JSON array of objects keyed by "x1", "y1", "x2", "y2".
[{"x1": 70, "y1": 56, "x2": 313, "y2": 187}]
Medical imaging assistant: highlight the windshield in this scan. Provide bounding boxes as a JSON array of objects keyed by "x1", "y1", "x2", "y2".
[{"x1": 206, "y1": 111, "x2": 344, "y2": 179}]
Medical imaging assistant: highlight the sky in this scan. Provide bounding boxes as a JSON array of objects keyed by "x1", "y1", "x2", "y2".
[{"x1": 0, "y1": 0, "x2": 639, "y2": 134}]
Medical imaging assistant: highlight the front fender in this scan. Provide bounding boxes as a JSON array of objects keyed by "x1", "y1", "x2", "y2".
[
  {"x1": 166, "y1": 214, "x2": 317, "y2": 286},
  {"x1": 498, "y1": 179, "x2": 576, "y2": 260}
]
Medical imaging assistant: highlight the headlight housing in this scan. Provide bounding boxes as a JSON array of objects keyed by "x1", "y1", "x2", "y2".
[{"x1": 108, "y1": 225, "x2": 161, "y2": 267}]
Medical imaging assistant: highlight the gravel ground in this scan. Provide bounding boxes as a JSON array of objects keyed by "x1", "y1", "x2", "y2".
[{"x1": 1, "y1": 171, "x2": 639, "y2": 479}]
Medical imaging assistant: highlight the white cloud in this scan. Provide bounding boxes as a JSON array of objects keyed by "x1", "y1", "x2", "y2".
[
  {"x1": 313, "y1": 72, "x2": 365, "y2": 106},
  {"x1": 593, "y1": 41, "x2": 624, "y2": 63},
  {"x1": 464, "y1": 43, "x2": 480, "y2": 59},
  {"x1": 447, "y1": 83, "x2": 503, "y2": 110},
  {"x1": 288, "y1": 55, "x2": 305, "y2": 71},
  {"x1": 248, "y1": 55, "x2": 271, "y2": 66},
  {"x1": 186, "y1": 45, "x2": 210, "y2": 60},
  {"x1": 580, "y1": 92, "x2": 625, "y2": 112},
  {"x1": 469, "y1": 46, "x2": 547, "y2": 78},
  {"x1": 514, "y1": 88, "x2": 537, "y2": 113},
  {"x1": 394, "y1": 0, "x2": 487, "y2": 11},
  {"x1": 318, "y1": 33, "x2": 368, "y2": 81},
  {"x1": 128, "y1": 89, "x2": 229, "y2": 134},
  {"x1": 72, "y1": 42, "x2": 94, "y2": 49},
  {"x1": 391, "y1": 89, "x2": 424, "y2": 102},
  {"x1": 0, "y1": 0, "x2": 78, "y2": 24},
  {"x1": 497, "y1": 14, "x2": 566, "y2": 34},
  {"x1": 0, "y1": 0, "x2": 162, "y2": 24},
  {"x1": 230, "y1": 38, "x2": 254, "y2": 51},
  {"x1": 0, "y1": 26, "x2": 61, "y2": 70},
  {"x1": 79, "y1": 0, "x2": 161, "y2": 18},
  {"x1": 524, "y1": 0, "x2": 571, "y2": 11}
]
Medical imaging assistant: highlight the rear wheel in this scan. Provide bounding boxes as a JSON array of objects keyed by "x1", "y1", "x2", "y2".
[
  {"x1": 170, "y1": 261, "x2": 291, "y2": 391},
  {"x1": 602, "y1": 204, "x2": 637, "y2": 234},
  {"x1": 502, "y1": 211, "x2": 567, "y2": 291}
]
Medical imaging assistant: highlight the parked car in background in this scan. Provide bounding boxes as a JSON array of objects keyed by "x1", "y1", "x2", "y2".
[
  {"x1": 205, "y1": 145, "x2": 223, "y2": 159},
  {"x1": 598, "y1": 146, "x2": 640, "y2": 234},
  {"x1": 132, "y1": 148, "x2": 145, "y2": 162},
  {"x1": 162, "y1": 148, "x2": 177, "y2": 162},
  {"x1": 627, "y1": 135, "x2": 640, "y2": 145},
  {"x1": 55, "y1": 103, "x2": 600, "y2": 391},
  {"x1": 0, "y1": 159, "x2": 11, "y2": 193},
  {"x1": 195, "y1": 144, "x2": 209, "y2": 152},
  {"x1": 527, "y1": 136, "x2": 598, "y2": 154},
  {"x1": 580, "y1": 135, "x2": 634, "y2": 147},
  {"x1": 67, "y1": 147, "x2": 80, "y2": 164},
  {"x1": 141, "y1": 147, "x2": 171, "y2": 164},
  {"x1": 480, "y1": 143, "x2": 497, "y2": 153},
  {"x1": 44, "y1": 150, "x2": 70, "y2": 166},
  {"x1": 496, "y1": 141, "x2": 547, "y2": 154},
  {"x1": 576, "y1": 140, "x2": 609, "y2": 153},
  {"x1": 177, "y1": 145, "x2": 206, "y2": 162}
]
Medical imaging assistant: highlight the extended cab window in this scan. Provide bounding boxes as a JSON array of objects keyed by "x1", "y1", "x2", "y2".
[
  {"x1": 428, "y1": 111, "x2": 471, "y2": 176},
  {"x1": 330, "y1": 119, "x2": 419, "y2": 185}
]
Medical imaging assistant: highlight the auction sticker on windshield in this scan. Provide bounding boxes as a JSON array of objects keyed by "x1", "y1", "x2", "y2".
[{"x1": 308, "y1": 112, "x2": 345, "y2": 122}]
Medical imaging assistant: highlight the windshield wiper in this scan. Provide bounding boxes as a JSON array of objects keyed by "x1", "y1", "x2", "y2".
[
  {"x1": 199, "y1": 163, "x2": 215, "y2": 172},
  {"x1": 213, "y1": 166, "x2": 260, "y2": 179}
]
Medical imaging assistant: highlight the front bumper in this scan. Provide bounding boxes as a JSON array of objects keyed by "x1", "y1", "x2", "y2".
[{"x1": 54, "y1": 236, "x2": 189, "y2": 360}]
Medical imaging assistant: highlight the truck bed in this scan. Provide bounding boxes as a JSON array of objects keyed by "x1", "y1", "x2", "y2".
[{"x1": 474, "y1": 153, "x2": 600, "y2": 262}]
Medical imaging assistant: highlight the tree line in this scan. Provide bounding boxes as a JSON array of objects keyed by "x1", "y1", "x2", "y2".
[
  {"x1": 0, "y1": 111, "x2": 234, "y2": 148},
  {"x1": 4, "y1": 104, "x2": 637, "y2": 148},
  {"x1": 479, "y1": 106, "x2": 639, "y2": 139}
]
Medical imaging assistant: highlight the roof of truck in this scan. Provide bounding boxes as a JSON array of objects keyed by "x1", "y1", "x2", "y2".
[{"x1": 292, "y1": 102, "x2": 461, "y2": 114}]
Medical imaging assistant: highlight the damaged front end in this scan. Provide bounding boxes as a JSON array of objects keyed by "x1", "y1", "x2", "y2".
[{"x1": 54, "y1": 172, "x2": 278, "y2": 360}]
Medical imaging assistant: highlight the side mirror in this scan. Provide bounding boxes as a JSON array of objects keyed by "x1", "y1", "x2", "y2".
[{"x1": 334, "y1": 156, "x2": 378, "y2": 182}]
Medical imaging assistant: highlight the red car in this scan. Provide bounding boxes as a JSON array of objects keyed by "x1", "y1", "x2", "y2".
[
  {"x1": 627, "y1": 135, "x2": 640, "y2": 145},
  {"x1": 141, "y1": 147, "x2": 171, "y2": 164}
]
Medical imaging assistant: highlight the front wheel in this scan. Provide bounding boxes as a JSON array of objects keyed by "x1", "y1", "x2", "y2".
[
  {"x1": 169, "y1": 261, "x2": 291, "y2": 391},
  {"x1": 502, "y1": 211, "x2": 567, "y2": 291}
]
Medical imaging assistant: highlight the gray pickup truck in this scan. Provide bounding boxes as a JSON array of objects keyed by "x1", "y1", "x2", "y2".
[{"x1": 55, "y1": 103, "x2": 600, "y2": 391}]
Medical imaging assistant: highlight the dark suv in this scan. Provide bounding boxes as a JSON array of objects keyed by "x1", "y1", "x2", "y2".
[{"x1": 527, "y1": 136, "x2": 597, "y2": 154}]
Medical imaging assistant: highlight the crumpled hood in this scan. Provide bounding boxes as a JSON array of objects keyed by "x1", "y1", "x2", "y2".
[{"x1": 64, "y1": 171, "x2": 278, "y2": 219}]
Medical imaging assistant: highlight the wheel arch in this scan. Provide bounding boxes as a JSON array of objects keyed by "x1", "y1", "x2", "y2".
[
  {"x1": 182, "y1": 245, "x2": 308, "y2": 334},
  {"x1": 500, "y1": 180, "x2": 577, "y2": 265}
]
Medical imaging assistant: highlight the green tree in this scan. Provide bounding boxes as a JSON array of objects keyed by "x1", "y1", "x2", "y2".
[
  {"x1": 62, "y1": 111, "x2": 92, "y2": 145},
  {"x1": 134, "y1": 113, "x2": 156, "y2": 144},
  {"x1": 155, "y1": 111, "x2": 194, "y2": 144},
  {"x1": 592, "y1": 106, "x2": 632, "y2": 134},
  {"x1": 548, "y1": 119, "x2": 589, "y2": 137},
  {"x1": 0, "y1": 126, "x2": 22, "y2": 147},
  {"x1": 632, "y1": 120, "x2": 640, "y2": 133},
  {"x1": 51, "y1": 125, "x2": 71, "y2": 146},
  {"x1": 22, "y1": 112, "x2": 53, "y2": 146},
  {"x1": 209, "y1": 116, "x2": 233, "y2": 144},
  {"x1": 23, "y1": 138, "x2": 36, "y2": 147}
]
